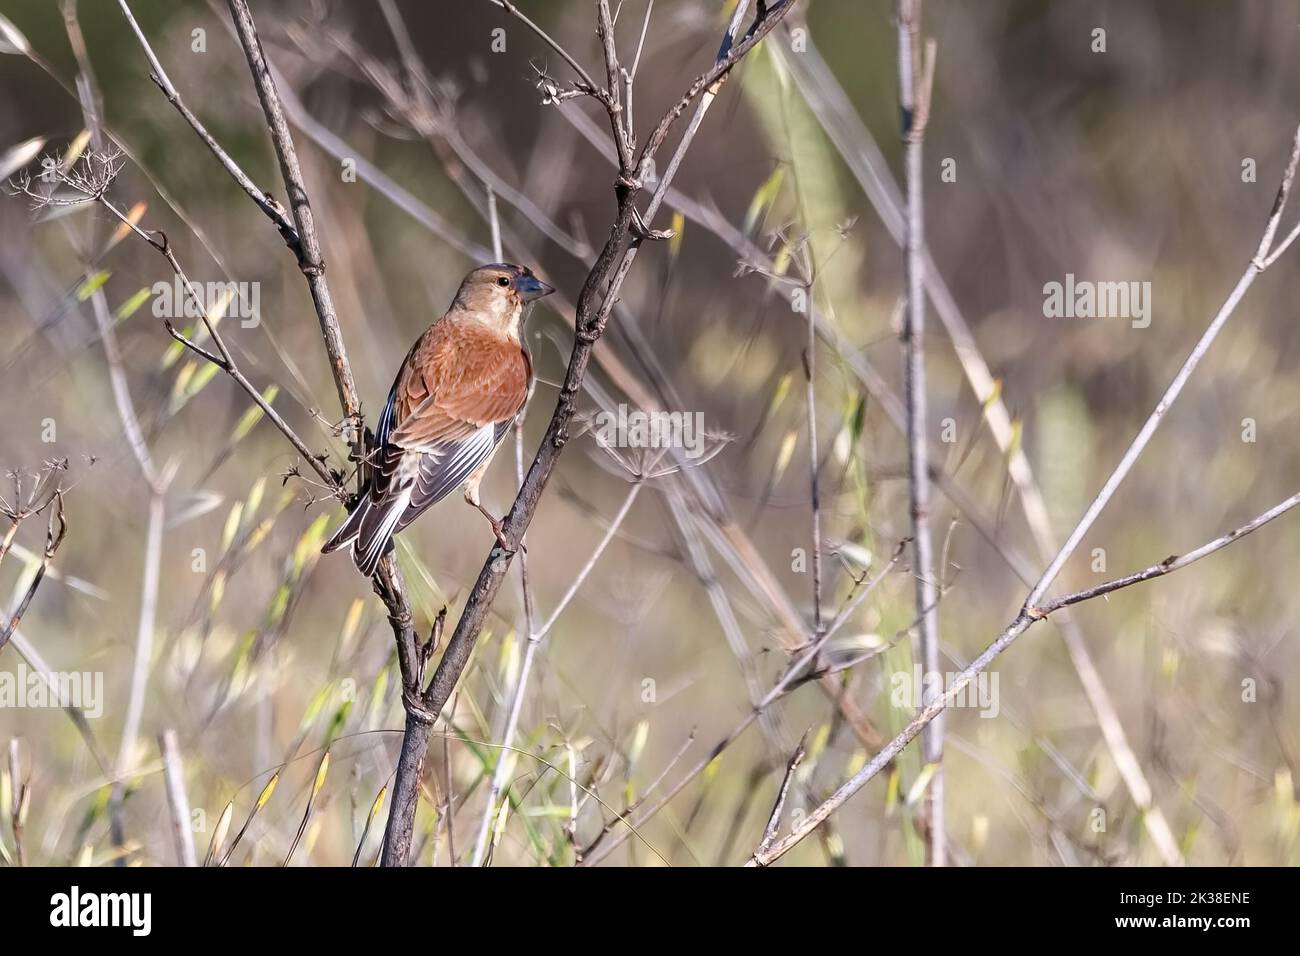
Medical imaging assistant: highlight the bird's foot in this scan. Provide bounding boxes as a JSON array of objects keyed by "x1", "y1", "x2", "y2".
[{"x1": 474, "y1": 502, "x2": 524, "y2": 554}]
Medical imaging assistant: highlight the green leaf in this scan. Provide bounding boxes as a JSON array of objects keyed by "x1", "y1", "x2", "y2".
[
  {"x1": 229, "y1": 386, "x2": 278, "y2": 445},
  {"x1": 114, "y1": 287, "x2": 152, "y2": 323},
  {"x1": 76, "y1": 271, "x2": 111, "y2": 302},
  {"x1": 743, "y1": 165, "x2": 785, "y2": 236}
]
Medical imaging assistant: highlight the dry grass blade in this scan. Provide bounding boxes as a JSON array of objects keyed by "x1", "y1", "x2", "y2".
[
  {"x1": 283, "y1": 752, "x2": 330, "y2": 866},
  {"x1": 219, "y1": 772, "x2": 279, "y2": 867},
  {"x1": 202, "y1": 801, "x2": 234, "y2": 868},
  {"x1": 352, "y1": 785, "x2": 386, "y2": 868}
]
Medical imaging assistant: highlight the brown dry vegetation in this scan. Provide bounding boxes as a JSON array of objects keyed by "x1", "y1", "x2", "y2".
[{"x1": 0, "y1": 0, "x2": 1298, "y2": 866}]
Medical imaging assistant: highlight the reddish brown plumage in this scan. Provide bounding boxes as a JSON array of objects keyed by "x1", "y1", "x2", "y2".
[
  {"x1": 323, "y1": 263, "x2": 553, "y2": 576},
  {"x1": 391, "y1": 320, "x2": 532, "y2": 449}
]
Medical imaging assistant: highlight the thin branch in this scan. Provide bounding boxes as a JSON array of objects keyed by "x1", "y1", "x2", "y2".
[
  {"x1": 580, "y1": 541, "x2": 902, "y2": 866},
  {"x1": 7, "y1": 740, "x2": 25, "y2": 866},
  {"x1": 897, "y1": 0, "x2": 943, "y2": 866},
  {"x1": 1022, "y1": 119, "x2": 1300, "y2": 611},
  {"x1": 768, "y1": 27, "x2": 1189, "y2": 865},
  {"x1": 597, "y1": 0, "x2": 634, "y2": 173},
  {"x1": 116, "y1": 0, "x2": 300, "y2": 248},
  {"x1": 83, "y1": 186, "x2": 339, "y2": 489},
  {"x1": 380, "y1": 0, "x2": 798, "y2": 866},
  {"x1": 0, "y1": 491, "x2": 66, "y2": 655},
  {"x1": 485, "y1": 0, "x2": 602, "y2": 96},
  {"x1": 755, "y1": 736, "x2": 807, "y2": 857},
  {"x1": 226, "y1": 0, "x2": 360, "y2": 431},
  {"x1": 803, "y1": 306, "x2": 825, "y2": 637},
  {"x1": 470, "y1": 481, "x2": 643, "y2": 866},
  {"x1": 157, "y1": 729, "x2": 198, "y2": 867},
  {"x1": 623, "y1": 0, "x2": 655, "y2": 138},
  {"x1": 748, "y1": 487, "x2": 1300, "y2": 865},
  {"x1": 486, "y1": 186, "x2": 503, "y2": 263}
]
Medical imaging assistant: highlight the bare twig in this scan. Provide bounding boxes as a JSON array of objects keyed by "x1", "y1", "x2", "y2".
[
  {"x1": 470, "y1": 481, "x2": 643, "y2": 866},
  {"x1": 802, "y1": 300, "x2": 825, "y2": 637},
  {"x1": 0, "y1": 490, "x2": 66, "y2": 655},
  {"x1": 226, "y1": 0, "x2": 360, "y2": 434},
  {"x1": 748, "y1": 487, "x2": 1300, "y2": 865},
  {"x1": 116, "y1": 0, "x2": 300, "y2": 247},
  {"x1": 1022, "y1": 120, "x2": 1300, "y2": 611},
  {"x1": 896, "y1": 0, "x2": 943, "y2": 866},
  {"x1": 581, "y1": 541, "x2": 903, "y2": 865},
  {"x1": 379, "y1": 0, "x2": 797, "y2": 865},
  {"x1": 81, "y1": 185, "x2": 338, "y2": 490},
  {"x1": 157, "y1": 730, "x2": 197, "y2": 867},
  {"x1": 763, "y1": 28, "x2": 1192, "y2": 865},
  {"x1": 755, "y1": 736, "x2": 807, "y2": 857},
  {"x1": 597, "y1": 0, "x2": 634, "y2": 173},
  {"x1": 485, "y1": 0, "x2": 602, "y2": 98}
]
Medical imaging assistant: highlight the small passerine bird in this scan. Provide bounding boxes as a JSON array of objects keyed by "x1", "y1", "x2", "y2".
[{"x1": 323, "y1": 263, "x2": 554, "y2": 576}]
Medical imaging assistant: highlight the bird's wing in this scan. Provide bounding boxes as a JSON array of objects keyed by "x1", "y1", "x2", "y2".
[
  {"x1": 394, "y1": 422, "x2": 506, "y2": 532},
  {"x1": 391, "y1": 321, "x2": 531, "y2": 450},
  {"x1": 368, "y1": 320, "x2": 528, "y2": 507}
]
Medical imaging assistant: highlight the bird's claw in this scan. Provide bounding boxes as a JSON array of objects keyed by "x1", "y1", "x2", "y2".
[
  {"x1": 474, "y1": 504, "x2": 524, "y2": 555},
  {"x1": 490, "y1": 518, "x2": 526, "y2": 555}
]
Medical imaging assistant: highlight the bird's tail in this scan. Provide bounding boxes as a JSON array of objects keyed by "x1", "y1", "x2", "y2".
[{"x1": 322, "y1": 485, "x2": 412, "y2": 577}]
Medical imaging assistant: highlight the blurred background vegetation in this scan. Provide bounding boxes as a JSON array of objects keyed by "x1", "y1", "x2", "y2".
[{"x1": 1, "y1": 0, "x2": 1298, "y2": 866}]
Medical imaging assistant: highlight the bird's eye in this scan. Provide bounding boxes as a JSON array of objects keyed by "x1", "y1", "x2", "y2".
[{"x1": 497, "y1": 276, "x2": 510, "y2": 287}]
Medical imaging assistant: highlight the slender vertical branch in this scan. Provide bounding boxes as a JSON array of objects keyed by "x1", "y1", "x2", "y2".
[
  {"x1": 755, "y1": 736, "x2": 808, "y2": 857},
  {"x1": 897, "y1": 0, "x2": 943, "y2": 866},
  {"x1": 486, "y1": 185, "x2": 503, "y2": 262},
  {"x1": 803, "y1": 293, "x2": 825, "y2": 637},
  {"x1": 109, "y1": 491, "x2": 164, "y2": 858},
  {"x1": 597, "y1": 0, "x2": 634, "y2": 173},
  {"x1": 220, "y1": 0, "x2": 432, "y2": 867},
  {"x1": 158, "y1": 729, "x2": 197, "y2": 867},
  {"x1": 6, "y1": 740, "x2": 25, "y2": 866},
  {"x1": 761, "y1": 29, "x2": 1186, "y2": 864},
  {"x1": 470, "y1": 481, "x2": 643, "y2": 866},
  {"x1": 225, "y1": 0, "x2": 360, "y2": 431},
  {"x1": 378, "y1": 0, "x2": 796, "y2": 865}
]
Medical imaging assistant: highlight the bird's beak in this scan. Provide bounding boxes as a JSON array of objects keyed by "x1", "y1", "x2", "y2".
[{"x1": 516, "y1": 274, "x2": 555, "y2": 302}]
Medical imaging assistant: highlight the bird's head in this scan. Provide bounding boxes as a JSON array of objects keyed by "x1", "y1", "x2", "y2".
[{"x1": 452, "y1": 263, "x2": 555, "y2": 338}]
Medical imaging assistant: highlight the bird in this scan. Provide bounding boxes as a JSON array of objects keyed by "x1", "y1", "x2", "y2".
[{"x1": 322, "y1": 263, "x2": 554, "y2": 576}]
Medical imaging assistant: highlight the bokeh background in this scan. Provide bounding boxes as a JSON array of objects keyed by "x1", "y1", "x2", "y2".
[{"x1": 0, "y1": 0, "x2": 1298, "y2": 866}]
